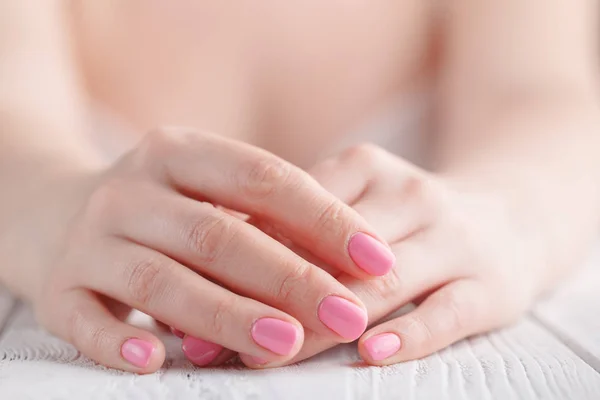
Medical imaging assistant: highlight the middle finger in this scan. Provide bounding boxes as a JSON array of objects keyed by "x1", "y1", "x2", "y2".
[{"x1": 112, "y1": 187, "x2": 369, "y2": 342}]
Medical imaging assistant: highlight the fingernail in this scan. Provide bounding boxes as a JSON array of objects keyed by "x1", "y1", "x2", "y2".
[
  {"x1": 249, "y1": 355, "x2": 268, "y2": 365},
  {"x1": 364, "y1": 333, "x2": 401, "y2": 361},
  {"x1": 318, "y1": 296, "x2": 368, "y2": 341},
  {"x1": 170, "y1": 327, "x2": 185, "y2": 338},
  {"x1": 348, "y1": 232, "x2": 395, "y2": 276},
  {"x1": 121, "y1": 338, "x2": 155, "y2": 368},
  {"x1": 182, "y1": 336, "x2": 223, "y2": 366},
  {"x1": 251, "y1": 318, "x2": 299, "y2": 356}
]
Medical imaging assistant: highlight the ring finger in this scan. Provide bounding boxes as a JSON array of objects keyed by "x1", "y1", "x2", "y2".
[
  {"x1": 111, "y1": 187, "x2": 369, "y2": 342},
  {"x1": 77, "y1": 239, "x2": 305, "y2": 366}
]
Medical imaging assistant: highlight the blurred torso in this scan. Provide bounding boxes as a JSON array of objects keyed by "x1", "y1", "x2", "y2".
[{"x1": 70, "y1": 1, "x2": 439, "y2": 166}]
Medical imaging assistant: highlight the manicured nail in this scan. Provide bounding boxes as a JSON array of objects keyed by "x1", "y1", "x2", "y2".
[
  {"x1": 249, "y1": 355, "x2": 268, "y2": 365},
  {"x1": 170, "y1": 327, "x2": 185, "y2": 338},
  {"x1": 364, "y1": 333, "x2": 401, "y2": 361},
  {"x1": 348, "y1": 232, "x2": 396, "y2": 276},
  {"x1": 121, "y1": 338, "x2": 155, "y2": 368},
  {"x1": 318, "y1": 296, "x2": 368, "y2": 341},
  {"x1": 182, "y1": 336, "x2": 223, "y2": 366},
  {"x1": 251, "y1": 318, "x2": 299, "y2": 356}
]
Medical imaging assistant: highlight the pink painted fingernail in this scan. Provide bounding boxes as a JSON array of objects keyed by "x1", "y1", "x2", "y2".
[
  {"x1": 318, "y1": 296, "x2": 368, "y2": 341},
  {"x1": 182, "y1": 336, "x2": 223, "y2": 366},
  {"x1": 121, "y1": 338, "x2": 155, "y2": 368},
  {"x1": 364, "y1": 333, "x2": 401, "y2": 361},
  {"x1": 348, "y1": 232, "x2": 396, "y2": 276},
  {"x1": 251, "y1": 318, "x2": 299, "y2": 356},
  {"x1": 170, "y1": 327, "x2": 185, "y2": 338}
]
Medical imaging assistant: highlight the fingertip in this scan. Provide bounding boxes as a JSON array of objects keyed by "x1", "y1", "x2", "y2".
[
  {"x1": 170, "y1": 326, "x2": 185, "y2": 338},
  {"x1": 239, "y1": 353, "x2": 270, "y2": 369},
  {"x1": 358, "y1": 332, "x2": 402, "y2": 366},
  {"x1": 51, "y1": 290, "x2": 167, "y2": 374},
  {"x1": 121, "y1": 335, "x2": 166, "y2": 374},
  {"x1": 348, "y1": 232, "x2": 396, "y2": 277},
  {"x1": 182, "y1": 335, "x2": 224, "y2": 367},
  {"x1": 239, "y1": 320, "x2": 304, "y2": 369},
  {"x1": 317, "y1": 295, "x2": 368, "y2": 342},
  {"x1": 250, "y1": 317, "x2": 305, "y2": 358}
]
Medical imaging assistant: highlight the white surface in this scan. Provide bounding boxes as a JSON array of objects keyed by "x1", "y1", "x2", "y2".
[
  {"x1": 0, "y1": 304, "x2": 599, "y2": 398},
  {"x1": 533, "y1": 245, "x2": 600, "y2": 372},
  {"x1": 2, "y1": 245, "x2": 600, "y2": 399}
]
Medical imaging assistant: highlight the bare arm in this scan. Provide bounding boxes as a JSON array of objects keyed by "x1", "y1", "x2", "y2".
[
  {"x1": 437, "y1": 0, "x2": 600, "y2": 285},
  {"x1": 0, "y1": 1, "x2": 105, "y2": 299}
]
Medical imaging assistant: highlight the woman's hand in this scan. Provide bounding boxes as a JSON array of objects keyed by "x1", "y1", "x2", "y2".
[
  {"x1": 242, "y1": 143, "x2": 556, "y2": 368},
  {"x1": 28, "y1": 129, "x2": 396, "y2": 373}
]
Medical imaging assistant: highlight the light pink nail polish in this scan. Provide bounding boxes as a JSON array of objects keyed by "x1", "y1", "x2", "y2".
[
  {"x1": 182, "y1": 336, "x2": 223, "y2": 366},
  {"x1": 348, "y1": 232, "x2": 396, "y2": 276},
  {"x1": 121, "y1": 338, "x2": 155, "y2": 368},
  {"x1": 318, "y1": 296, "x2": 367, "y2": 341},
  {"x1": 170, "y1": 327, "x2": 185, "y2": 338},
  {"x1": 364, "y1": 333, "x2": 401, "y2": 361},
  {"x1": 251, "y1": 318, "x2": 299, "y2": 356}
]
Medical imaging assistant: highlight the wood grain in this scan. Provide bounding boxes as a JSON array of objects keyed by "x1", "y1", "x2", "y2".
[
  {"x1": 0, "y1": 306, "x2": 599, "y2": 399},
  {"x1": 533, "y1": 243, "x2": 600, "y2": 372}
]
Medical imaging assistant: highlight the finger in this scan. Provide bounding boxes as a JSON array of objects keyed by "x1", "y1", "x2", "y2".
[
  {"x1": 307, "y1": 149, "x2": 375, "y2": 203},
  {"x1": 351, "y1": 180, "x2": 434, "y2": 243},
  {"x1": 181, "y1": 335, "x2": 237, "y2": 367},
  {"x1": 79, "y1": 240, "x2": 305, "y2": 364},
  {"x1": 134, "y1": 129, "x2": 394, "y2": 278},
  {"x1": 170, "y1": 327, "x2": 185, "y2": 338},
  {"x1": 113, "y1": 188, "x2": 369, "y2": 342},
  {"x1": 239, "y1": 352, "x2": 273, "y2": 369},
  {"x1": 272, "y1": 239, "x2": 466, "y2": 365},
  {"x1": 170, "y1": 328, "x2": 239, "y2": 367},
  {"x1": 39, "y1": 289, "x2": 165, "y2": 374},
  {"x1": 358, "y1": 279, "x2": 493, "y2": 365},
  {"x1": 309, "y1": 143, "x2": 434, "y2": 242}
]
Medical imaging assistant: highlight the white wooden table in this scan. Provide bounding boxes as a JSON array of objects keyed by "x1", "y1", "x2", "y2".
[{"x1": 1, "y1": 246, "x2": 600, "y2": 400}]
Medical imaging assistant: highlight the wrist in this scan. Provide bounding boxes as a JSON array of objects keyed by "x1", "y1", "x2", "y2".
[{"x1": 0, "y1": 165, "x2": 102, "y2": 302}]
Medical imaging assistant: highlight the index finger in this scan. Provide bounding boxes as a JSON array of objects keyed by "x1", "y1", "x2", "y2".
[{"x1": 139, "y1": 129, "x2": 395, "y2": 278}]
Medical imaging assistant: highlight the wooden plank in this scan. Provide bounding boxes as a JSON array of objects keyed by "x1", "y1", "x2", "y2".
[
  {"x1": 0, "y1": 306, "x2": 598, "y2": 399},
  {"x1": 533, "y1": 242, "x2": 600, "y2": 372}
]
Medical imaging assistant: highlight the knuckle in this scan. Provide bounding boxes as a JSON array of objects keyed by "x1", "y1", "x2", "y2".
[
  {"x1": 313, "y1": 199, "x2": 350, "y2": 239},
  {"x1": 372, "y1": 263, "x2": 403, "y2": 298},
  {"x1": 401, "y1": 176, "x2": 428, "y2": 202},
  {"x1": 273, "y1": 261, "x2": 312, "y2": 305},
  {"x1": 124, "y1": 257, "x2": 165, "y2": 306},
  {"x1": 237, "y1": 156, "x2": 293, "y2": 199},
  {"x1": 440, "y1": 291, "x2": 468, "y2": 333},
  {"x1": 83, "y1": 179, "x2": 127, "y2": 224},
  {"x1": 435, "y1": 286, "x2": 479, "y2": 334},
  {"x1": 184, "y1": 209, "x2": 237, "y2": 266},
  {"x1": 209, "y1": 297, "x2": 236, "y2": 337},
  {"x1": 65, "y1": 305, "x2": 112, "y2": 353},
  {"x1": 341, "y1": 143, "x2": 384, "y2": 166},
  {"x1": 139, "y1": 129, "x2": 178, "y2": 160},
  {"x1": 65, "y1": 305, "x2": 85, "y2": 345},
  {"x1": 135, "y1": 128, "x2": 204, "y2": 166},
  {"x1": 87, "y1": 325, "x2": 112, "y2": 354},
  {"x1": 405, "y1": 314, "x2": 434, "y2": 352},
  {"x1": 401, "y1": 175, "x2": 445, "y2": 219}
]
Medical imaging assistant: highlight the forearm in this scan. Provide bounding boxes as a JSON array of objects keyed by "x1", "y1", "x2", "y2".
[
  {"x1": 0, "y1": 1, "x2": 103, "y2": 298},
  {"x1": 437, "y1": 0, "x2": 598, "y2": 135},
  {"x1": 436, "y1": 0, "x2": 600, "y2": 282}
]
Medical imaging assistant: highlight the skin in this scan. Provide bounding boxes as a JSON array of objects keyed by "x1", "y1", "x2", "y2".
[{"x1": 1, "y1": 0, "x2": 600, "y2": 373}]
